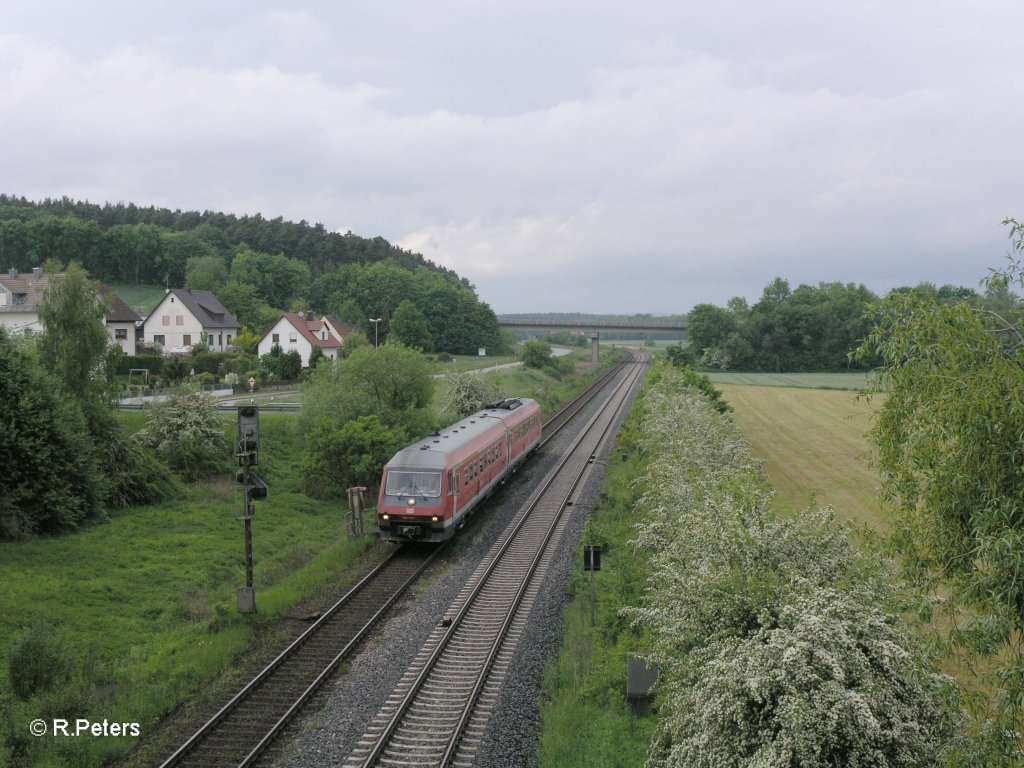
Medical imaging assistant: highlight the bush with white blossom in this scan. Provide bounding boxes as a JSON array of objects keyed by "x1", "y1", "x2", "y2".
[
  {"x1": 135, "y1": 387, "x2": 230, "y2": 481},
  {"x1": 628, "y1": 365, "x2": 958, "y2": 767}
]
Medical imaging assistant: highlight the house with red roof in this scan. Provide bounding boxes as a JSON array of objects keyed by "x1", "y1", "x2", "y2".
[{"x1": 257, "y1": 313, "x2": 345, "y2": 367}]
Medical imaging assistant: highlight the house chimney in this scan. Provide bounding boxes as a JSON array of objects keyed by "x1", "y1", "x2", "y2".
[
  {"x1": 31, "y1": 267, "x2": 42, "y2": 281},
  {"x1": 7, "y1": 268, "x2": 16, "y2": 279}
]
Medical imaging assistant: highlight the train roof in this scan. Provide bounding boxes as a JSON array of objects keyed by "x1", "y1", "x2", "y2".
[{"x1": 386, "y1": 398, "x2": 538, "y2": 471}]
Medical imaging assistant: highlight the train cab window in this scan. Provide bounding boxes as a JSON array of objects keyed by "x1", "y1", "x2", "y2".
[
  {"x1": 447, "y1": 471, "x2": 455, "y2": 495},
  {"x1": 385, "y1": 471, "x2": 442, "y2": 497}
]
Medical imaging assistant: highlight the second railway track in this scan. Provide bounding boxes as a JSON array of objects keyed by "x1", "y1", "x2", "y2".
[
  {"x1": 157, "y1": 351, "x2": 641, "y2": 768},
  {"x1": 345, "y1": 352, "x2": 649, "y2": 768}
]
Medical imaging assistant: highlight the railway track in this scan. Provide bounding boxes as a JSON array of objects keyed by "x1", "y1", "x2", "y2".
[
  {"x1": 345, "y1": 353, "x2": 649, "y2": 767},
  {"x1": 157, "y1": 351, "x2": 637, "y2": 768},
  {"x1": 158, "y1": 546, "x2": 439, "y2": 768}
]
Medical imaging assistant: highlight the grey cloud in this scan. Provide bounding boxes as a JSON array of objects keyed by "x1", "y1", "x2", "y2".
[{"x1": 2, "y1": 2, "x2": 1022, "y2": 312}]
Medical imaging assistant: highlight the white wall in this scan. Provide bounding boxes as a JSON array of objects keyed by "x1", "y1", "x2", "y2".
[
  {"x1": 0, "y1": 311, "x2": 42, "y2": 335},
  {"x1": 144, "y1": 294, "x2": 203, "y2": 352},
  {"x1": 258, "y1": 317, "x2": 315, "y2": 366},
  {"x1": 142, "y1": 293, "x2": 236, "y2": 353},
  {"x1": 107, "y1": 322, "x2": 136, "y2": 355}
]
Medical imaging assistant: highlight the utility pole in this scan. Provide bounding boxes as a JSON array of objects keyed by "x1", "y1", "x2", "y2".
[
  {"x1": 369, "y1": 317, "x2": 382, "y2": 347},
  {"x1": 235, "y1": 405, "x2": 268, "y2": 613},
  {"x1": 347, "y1": 486, "x2": 367, "y2": 535}
]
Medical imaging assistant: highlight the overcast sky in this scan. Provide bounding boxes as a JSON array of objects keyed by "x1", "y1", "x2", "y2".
[{"x1": 3, "y1": 1, "x2": 1022, "y2": 313}]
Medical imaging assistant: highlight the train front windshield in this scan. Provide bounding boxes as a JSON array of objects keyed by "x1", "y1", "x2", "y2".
[{"x1": 385, "y1": 471, "x2": 442, "y2": 498}]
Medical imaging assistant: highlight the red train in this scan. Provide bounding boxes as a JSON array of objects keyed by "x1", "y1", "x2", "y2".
[{"x1": 377, "y1": 398, "x2": 542, "y2": 542}]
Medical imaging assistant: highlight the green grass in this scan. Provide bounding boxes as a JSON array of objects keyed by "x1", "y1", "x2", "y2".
[
  {"x1": 716, "y1": 383, "x2": 889, "y2": 530},
  {"x1": 704, "y1": 370, "x2": 878, "y2": 390},
  {"x1": 0, "y1": 414, "x2": 375, "y2": 767},
  {"x1": 2, "y1": 352, "x2": 625, "y2": 767},
  {"x1": 106, "y1": 284, "x2": 168, "y2": 315},
  {"x1": 538, "y1": 384, "x2": 655, "y2": 768},
  {"x1": 432, "y1": 348, "x2": 623, "y2": 423},
  {"x1": 425, "y1": 353, "x2": 518, "y2": 375}
]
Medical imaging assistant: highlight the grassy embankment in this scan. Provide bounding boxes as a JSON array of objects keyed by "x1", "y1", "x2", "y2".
[
  {"x1": 0, "y1": 346, "x2": 618, "y2": 767},
  {"x1": 705, "y1": 370, "x2": 876, "y2": 391},
  {"x1": 537, "y1": 371, "x2": 890, "y2": 767},
  {"x1": 537, "y1": 371, "x2": 656, "y2": 768},
  {"x1": 0, "y1": 413, "x2": 375, "y2": 767}
]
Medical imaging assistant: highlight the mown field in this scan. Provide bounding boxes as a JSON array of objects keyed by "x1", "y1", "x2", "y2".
[
  {"x1": 706, "y1": 370, "x2": 877, "y2": 390},
  {"x1": 716, "y1": 382, "x2": 889, "y2": 531}
]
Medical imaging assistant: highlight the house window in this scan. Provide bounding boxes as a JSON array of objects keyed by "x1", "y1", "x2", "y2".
[
  {"x1": 154, "y1": 335, "x2": 165, "y2": 345},
  {"x1": 115, "y1": 328, "x2": 128, "y2": 340},
  {"x1": 289, "y1": 332, "x2": 298, "y2": 343},
  {"x1": 226, "y1": 334, "x2": 232, "y2": 345},
  {"x1": 176, "y1": 316, "x2": 184, "y2": 325},
  {"x1": 162, "y1": 315, "x2": 170, "y2": 326},
  {"x1": 218, "y1": 334, "x2": 222, "y2": 346},
  {"x1": 183, "y1": 335, "x2": 191, "y2": 346},
  {"x1": 272, "y1": 333, "x2": 280, "y2": 343}
]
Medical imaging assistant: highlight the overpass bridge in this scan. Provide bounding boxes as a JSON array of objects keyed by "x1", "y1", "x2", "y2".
[
  {"x1": 497, "y1": 316, "x2": 685, "y2": 365},
  {"x1": 497, "y1": 317, "x2": 686, "y2": 336}
]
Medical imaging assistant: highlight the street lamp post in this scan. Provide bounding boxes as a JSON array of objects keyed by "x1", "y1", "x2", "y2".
[{"x1": 369, "y1": 317, "x2": 382, "y2": 347}]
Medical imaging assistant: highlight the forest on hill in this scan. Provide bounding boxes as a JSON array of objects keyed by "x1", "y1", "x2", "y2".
[{"x1": 0, "y1": 195, "x2": 503, "y2": 354}]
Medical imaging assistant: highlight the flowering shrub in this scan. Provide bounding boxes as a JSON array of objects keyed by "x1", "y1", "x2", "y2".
[
  {"x1": 135, "y1": 388, "x2": 229, "y2": 481},
  {"x1": 627, "y1": 365, "x2": 956, "y2": 766},
  {"x1": 443, "y1": 372, "x2": 499, "y2": 421}
]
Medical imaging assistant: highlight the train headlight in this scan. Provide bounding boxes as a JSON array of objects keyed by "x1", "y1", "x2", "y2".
[
  {"x1": 408, "y1": 498, "x2": 416, "y2": 506},
  {"x1": 382, "y1": 514, "x2": 389, "y2": 521},
  {"x1": 431, "y1": 516, "x2": 439, "y2": 523}
]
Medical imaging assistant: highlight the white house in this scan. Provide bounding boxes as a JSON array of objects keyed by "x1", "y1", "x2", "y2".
[
  {"x1": 0, "y1": 268, "x2": 46, "y2": 334},
  {"x1": 257, "y1": 314, "x2": 343, "y2": 367},
  {"x1": 0, "y1": 267, "x2": 141, "y2": 353},
  {"x1": 142, "y1": 289, "x2": 241, "y2": 354}
]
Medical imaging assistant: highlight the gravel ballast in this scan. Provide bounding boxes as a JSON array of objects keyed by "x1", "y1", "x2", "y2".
[{"x1": 274, "y1": 366, "x2": 645, "y2": 768}]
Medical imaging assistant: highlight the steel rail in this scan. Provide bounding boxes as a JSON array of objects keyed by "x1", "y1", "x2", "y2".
[
  {"x1": 440, "y1": 356, "x2": 649, "y2": 766},
  {"x1": 158, "y1": 546, "x2": 440, "y2": 768},
  {"x1": 537, "y1": 351, "x2": 630, "y2": 447},
  {"x1": 349, "y1": 353, "x2": 648, "y2": 767},
  {"x1": 156, "y1": 351, "x2": 635, "y2": 768}
]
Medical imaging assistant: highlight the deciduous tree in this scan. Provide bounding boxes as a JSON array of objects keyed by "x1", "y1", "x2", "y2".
[
  {"x1": 37, "y1": 261, "x2": 109, "y2": 405},
  {"x1": 134, "y1": 388, "x2": 229, "y2": 481},
  {"x1": 443, "y1": 372, "x2": 499, "y2": 421},
  {"x1": 0, "y1": 330, "x2": 104, "y2": 537},
  {"x1": 303, "y1": 415, "x2": 402, "y2": 494},
  {"x1": 857, "y1": 221, "x2": 1024, "y2": 762},
  {"x1": 520, "y1": 339, "x2": 552, "y2": 369},
  {"x1": 389, "y1": 299, "x2": 432, "y2": 351}
]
